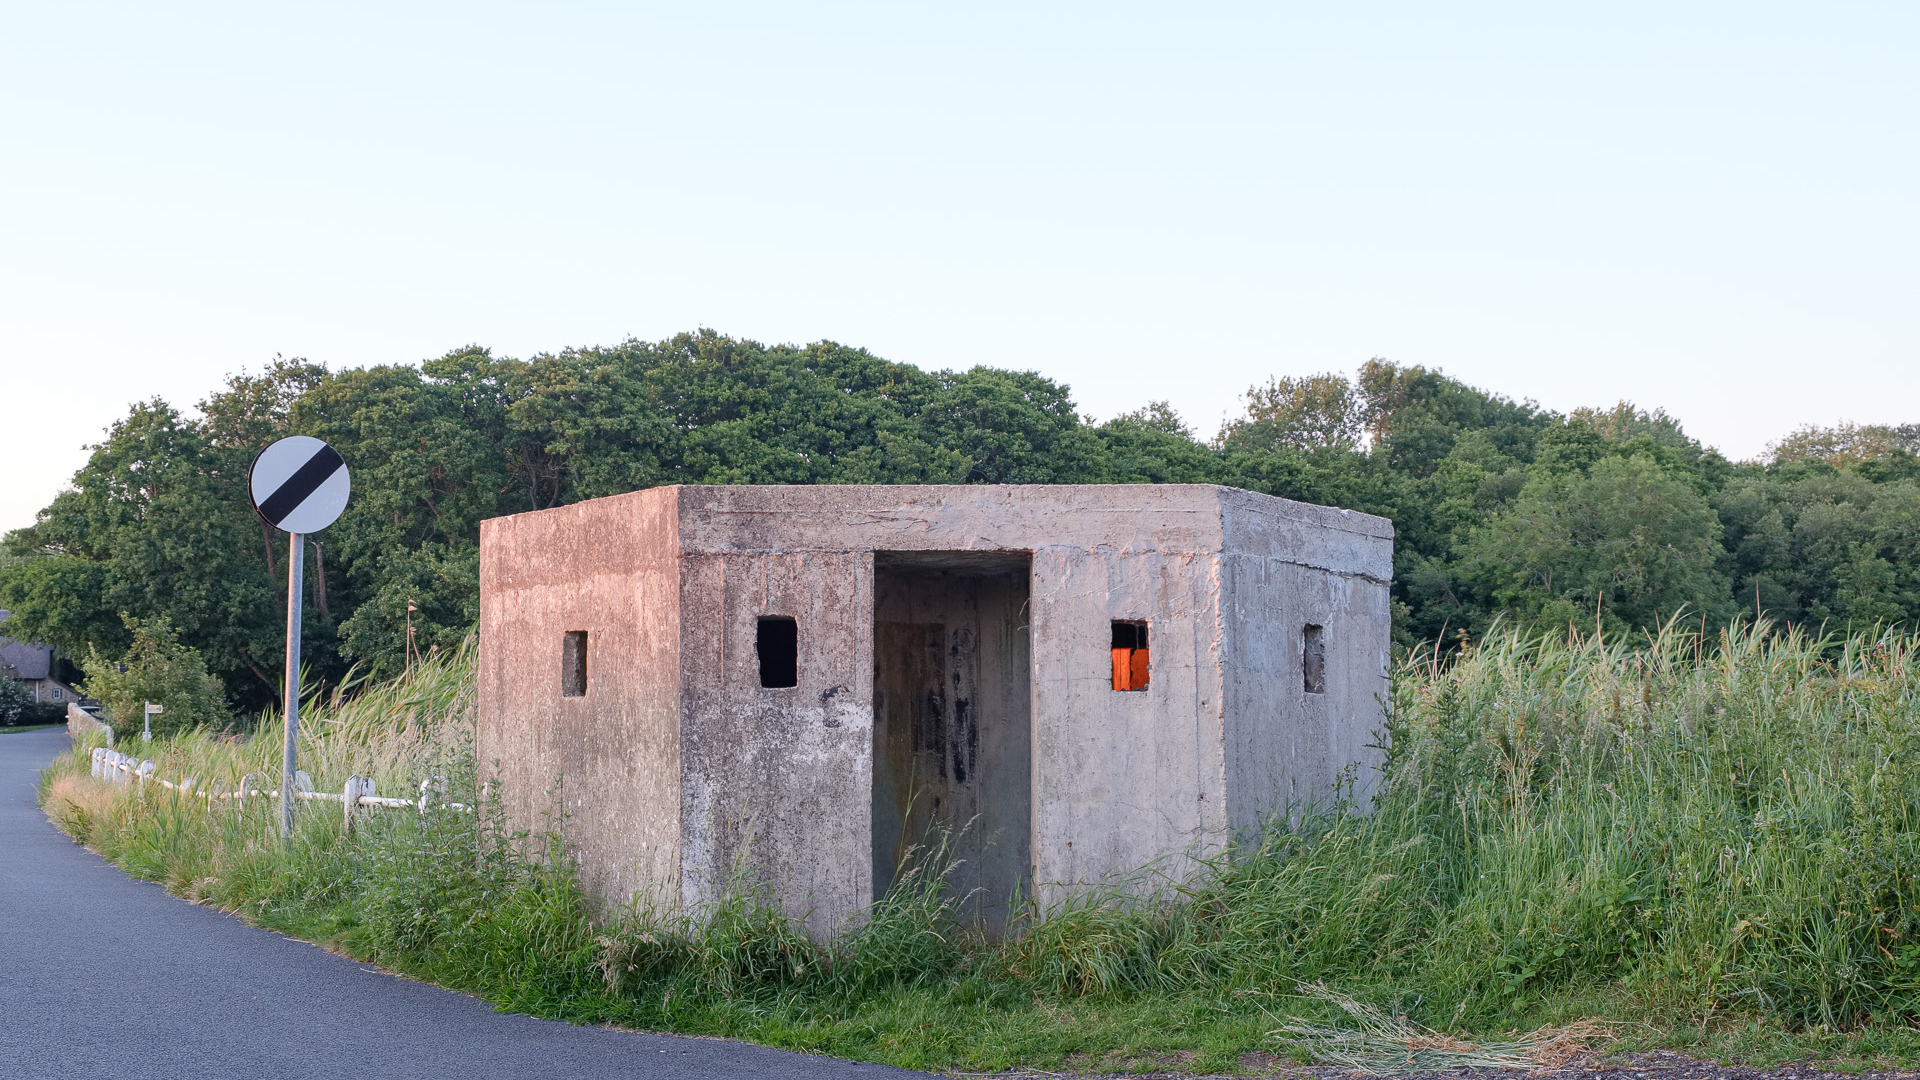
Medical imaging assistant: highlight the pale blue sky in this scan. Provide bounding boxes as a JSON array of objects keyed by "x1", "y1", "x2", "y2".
[{"x1": 3, "y1": 2, "x2": 1915, "y2": 530}]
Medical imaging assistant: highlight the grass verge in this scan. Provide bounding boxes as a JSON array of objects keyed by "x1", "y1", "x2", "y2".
[{"x1": 36, "y1": 625, "x2": 1920, "y2": 1074}]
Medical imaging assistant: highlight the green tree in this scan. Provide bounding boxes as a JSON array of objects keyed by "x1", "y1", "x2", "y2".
[
  {"x1": 1094, "y1": 403, "x2": 1225, "y2": 484},
  {"x1": 1358, "y1": 359, "x2": 1553, "y2": 479},
  {"x1": 80, "y1": 614, "x2": 228, "y2": 740},
  {"x1": 289, "y1": 351, "x2": 527, "y2": 674},
  {"x1": 1464, "y1": 453, "x2": 1734, "y2": 638},
  {"x1": 20, "y1": 326, "x2": 1899, "y2": 684},
  {"x1": 924, "y1": 367, "x2": 1105, "y2": 483},
  {"x1": 1769, "y1": 421, "x2": 1920, "y2": 468},
  {"x1": 336, "y1": 543, "x2": 480, "y2": 670},
  {"x1": 1218, "y1": 373, "x2": 1362, "y2": 453},
  {"x1": 0, "y1": 399, "x2": 286, "y2": 702},
  {"x1": 640, "y1": 332, "x2": 961, "y2": 485},
  {"x1": 509, "y1": 346, "x2": 677, "y2": 501},
  {"x1": 1716, "y1": 466, "x2": 1920, "y2": 628}
]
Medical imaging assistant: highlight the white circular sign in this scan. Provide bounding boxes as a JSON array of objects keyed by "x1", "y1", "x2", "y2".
[{"x1": 249, "y1": 436, "x2": 350, "y2": 534}]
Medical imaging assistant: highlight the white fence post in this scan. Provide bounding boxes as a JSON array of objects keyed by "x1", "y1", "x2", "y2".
[
  {"x1": 342, "y1": 776, "x2": 365, "y2": 832},
  {"x1": 418, "y1": 775, "x2": 446, "y2": 813}
]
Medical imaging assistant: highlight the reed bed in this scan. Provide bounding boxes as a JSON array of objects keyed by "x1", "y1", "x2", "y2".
[{"x1": 36, "y1": 622, "x2": 1920, "y2": 1072}]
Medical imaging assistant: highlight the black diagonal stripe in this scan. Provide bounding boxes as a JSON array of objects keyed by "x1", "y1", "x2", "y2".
[{"x1": 258, "y1": 444, "x2": 345, "y2": 527}]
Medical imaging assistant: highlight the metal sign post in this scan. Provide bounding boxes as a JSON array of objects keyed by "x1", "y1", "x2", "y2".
[
  {"x1": 142, "y1": 701, "x2": 162, "y2": 742},
  {"x1": 281, "y1": 531, "x2": 304, "y2": 839},
  {"x1": 248, "y1": 436, "x2": 350, "y2": 840}
]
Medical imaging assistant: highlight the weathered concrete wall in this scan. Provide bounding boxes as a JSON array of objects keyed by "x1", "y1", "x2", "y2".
[
  {"x1": 676, "y1": 548, "x2": 874, "y2": 936},
  {"x1": 1218, "y1": 490, "x2": 1394, "y2": 834},
  {"x1": 477, "y1": 483, "x2": 1392, "y2": 932},
  {"x1": 681, "y1": 485, "x2": 1236, "y2": 908},
  {"x1": 477, "y1": 487, "x2": 683, "y2": 912},
  {"x1": 675, "y1": 484, "x2": 1226, "y2": 558},
  {"x1": 1027, "y1": 546, "x2": 1230, "y2": 899}
]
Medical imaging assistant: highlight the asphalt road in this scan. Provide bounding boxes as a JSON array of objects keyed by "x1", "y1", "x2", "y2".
[{"x1": 0, "y1": 728, "x2": 932, "y2": 1080}]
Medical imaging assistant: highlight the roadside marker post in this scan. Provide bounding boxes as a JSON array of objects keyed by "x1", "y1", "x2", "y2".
[
  {"x1": 248, "y1": 436, "x2": 351, "y2": 840},
  {"x1": 142, "y1": 701, "x2": 162, "y2": 742}
]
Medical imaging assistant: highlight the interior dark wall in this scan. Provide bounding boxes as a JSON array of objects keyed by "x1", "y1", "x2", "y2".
[{"x1": 872, "y1": 552, "x2": 1032, "y2": 930}]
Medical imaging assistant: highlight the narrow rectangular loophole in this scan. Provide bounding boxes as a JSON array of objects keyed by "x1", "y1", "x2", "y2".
[
  {"x1": 757, "y1": 616, "x2": 798, "y2": 688},
  {"x1": 561, "y1": 630, "x2": 588, "y2": 698},
  {"x1": 1110, "y1": 620, "x2": 1149, "y2": 691},
  {"x1": 1302, "y1": 623, "x2": 1325, "y2": 695}
]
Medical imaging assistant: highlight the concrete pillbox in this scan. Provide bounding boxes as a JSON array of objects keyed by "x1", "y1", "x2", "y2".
[{"x1": 477, "y1": 484, "x2": 1392, "y2": 936}]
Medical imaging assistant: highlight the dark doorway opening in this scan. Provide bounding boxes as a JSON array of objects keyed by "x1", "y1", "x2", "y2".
[{"x1": 872, "y1": 551, "x2": 1032, "y2": 932}]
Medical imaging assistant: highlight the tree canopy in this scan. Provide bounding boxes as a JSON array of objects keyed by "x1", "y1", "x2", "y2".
[{"x1": 6, "y1": 330, "x2": 1915, "y2": 712}]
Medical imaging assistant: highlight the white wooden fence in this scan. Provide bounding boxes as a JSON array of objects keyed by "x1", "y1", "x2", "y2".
[{"x1": 89, "y1": 747, "x2": 470, "y2": 832}]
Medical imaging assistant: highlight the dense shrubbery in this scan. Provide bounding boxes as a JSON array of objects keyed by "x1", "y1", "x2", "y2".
[
  {"x1": 5, "y1": 331, "x2": 1917, "y2": 713},
  {"x1": 77, "y1": 614, "x2": 229, "y2": 738},
  {"x1": 0, "y1": 678, "x2": 64, "y2": 726},
  {"x1": 39, "y1": 625, "x2": 1920, "y2": 1070}
]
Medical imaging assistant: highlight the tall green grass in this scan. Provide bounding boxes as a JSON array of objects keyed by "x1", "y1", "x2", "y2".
[{"x1": 37, "y1": 623, "x2": 1920, "y2": 1071}]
